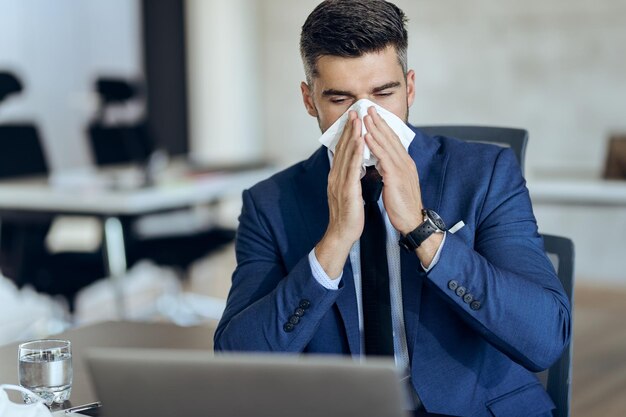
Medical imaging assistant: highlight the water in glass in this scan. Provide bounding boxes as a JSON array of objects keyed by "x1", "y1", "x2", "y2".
[{"x1": 18, "y1": 340, "x2": 72, "y2": 405}]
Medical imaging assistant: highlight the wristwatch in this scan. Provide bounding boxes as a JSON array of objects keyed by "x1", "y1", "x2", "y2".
[{"x1": 398, "y1": 209, "x2": 447, "y2": 252}]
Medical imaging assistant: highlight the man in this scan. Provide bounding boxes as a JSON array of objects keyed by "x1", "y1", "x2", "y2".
[{"x1": 215, "y1": 1, "x2": 571, "y2": 416}]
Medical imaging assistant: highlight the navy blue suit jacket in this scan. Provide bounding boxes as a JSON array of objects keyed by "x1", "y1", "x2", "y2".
[{"x1": 215, "y1": 127, "x2": 571, "y2": 417}]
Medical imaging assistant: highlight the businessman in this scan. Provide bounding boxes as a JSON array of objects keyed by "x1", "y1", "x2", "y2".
[{"x1": 215, "y1": 1, "x2": 571, "y2": 416}]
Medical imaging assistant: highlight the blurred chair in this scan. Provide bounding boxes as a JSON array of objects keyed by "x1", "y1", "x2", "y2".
[
  {"x1": 87, "y1": 77, "x2": 235, "y2": 276},
  {"x1": 0, "y1": 124, "x2": 51, "y2": 281},
  {"x1": 418, "y1": 125, "x2": 528, "y2": 175},
  {"x1": 0, "y1": 124, "x2": 48, "y2": 180},
  {"x1": 0, "y1": 72, "x2": 105, "y2": 308},
  {"x1": 538, "y1": 233, "x2": 575, "y2": 417},
  {"x1": 0, "y1": 72, "x2": 52, "y2": 283},
  {"x1": 0, "y1": 72, "x2": 22, "y2": 102},
  {"x1": 88, "y1": 79, "x2": 154, "y2": 166}
]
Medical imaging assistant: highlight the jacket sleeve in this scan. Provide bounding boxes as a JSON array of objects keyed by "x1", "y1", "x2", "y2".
[
  {"x1": 214, "y1": 188, "x2": 341, "y2": 352},
  {"x1": 426, "y1": 148, "x2": 571, "y2": 372}
]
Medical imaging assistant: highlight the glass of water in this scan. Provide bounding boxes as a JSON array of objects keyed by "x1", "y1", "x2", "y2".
[{"x1": 18, "y1": 339, "x2": 73, "y2": 405}]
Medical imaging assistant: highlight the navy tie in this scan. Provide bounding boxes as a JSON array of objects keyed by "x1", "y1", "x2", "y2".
[{"x1": 360, "y1": 166, "x2": 394, "y2": 356}]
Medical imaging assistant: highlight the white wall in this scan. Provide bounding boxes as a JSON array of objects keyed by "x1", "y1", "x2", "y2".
[
  {"x1": 532, "y1": 202, "x2": 626, "y2": 285},
  {"x1": 0, "y1": 0, "x2": 142, "y2": 172},
  {"x1": 258, "y1": 0, "x2": 626, "y2": 180},
  {"x1": 185, "y1": 0, "x2": 262, "y2": 165}
]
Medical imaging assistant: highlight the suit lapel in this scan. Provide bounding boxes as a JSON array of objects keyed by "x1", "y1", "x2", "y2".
[
  {"x1": 297, "y1": 147, "x2": 330, "y2": 250},
  {"x1": 293, "y1": 126, "x2": 450, "y2": 358},
  {"x1": 295, "y1": 147, "x2": 361, "y2": 355},
  {"x1": 335, "y1": 262, "x2": 361, "y2": 355},
  {"x1": 408, "y1": 126, "x2": 447, "y2": 212},
  {"x1": 403, "y1": 127, "x2": 449, "y2": 359},
  {"x1": 400, "y1": 248, "x2": 423, "y2": 359}
]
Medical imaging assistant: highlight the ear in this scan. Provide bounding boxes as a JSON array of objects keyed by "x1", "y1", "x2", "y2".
[
  {"x1": 405, "y1": 69, "x2": 416, "y2": 108},
  {"x1": 301, "y1": 81, "x2": 318, "y2": 118}
]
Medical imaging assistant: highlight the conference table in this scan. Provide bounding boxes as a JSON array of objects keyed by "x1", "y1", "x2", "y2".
[
  {"x1": 0, "y1": 161, "x2": 274, "y2": 316},
  {"x1": 0, "y1": 321, "x2": 216, "y2": 415}
]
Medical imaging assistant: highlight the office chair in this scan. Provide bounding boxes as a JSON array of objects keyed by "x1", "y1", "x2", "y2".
[
  {"x1": 0, "y1": 125, "x2": 48, "y2": 179},
  {"x1": 0, "y1": 72, "x2": 23, "y2": 103},
  {"x1": 418, "y1": 125, "x2": 528, "y2": 175},
  {"x1": 0, "y1": 72, "x2": 107, "y2": 310},
  {"x1": 539, "y1": 233, "x2": 575, "y2": 417},
  {"x1": 87, "y1": 77, "x2": 236, "y2": 275},
  {"x1": 88, "y1": 79, "x2": 154, "y2": 166},
  {"x1": 0, "y1": 126, "x2": 51, "y2": 283},
  {"x1": 0, "y1": 73, "x2": 52, "y2": 284}
]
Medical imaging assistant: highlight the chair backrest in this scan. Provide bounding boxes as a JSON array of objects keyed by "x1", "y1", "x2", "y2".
[
  {"x1": 539, "y1": 233, "x2": 575, "y2": 417},
  {"x1": 0, "y1": 124, "x2": 48, "y2": 178},
  {"x1": 0, "y1": 72, "x2": 23, "y2": 103},
  {"x1": 417, "y1": 125, "x2": 528, "y2": 175},
  {"x1": 88, "y1": 123, "x2": 153, "y2": 166}
]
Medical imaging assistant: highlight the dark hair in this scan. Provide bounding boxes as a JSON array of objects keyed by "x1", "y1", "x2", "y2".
[{"x1": 300, "y1": 0, "x2": 408, "y2": 84}]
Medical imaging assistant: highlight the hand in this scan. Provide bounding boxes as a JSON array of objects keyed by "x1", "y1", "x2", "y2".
[
  {"x1": 315, "y1": 110, "x2": 365, "y2": 279},
  {"x1": 362, "y1": 106, "x2": 423, "y2": 235},
  {"x1": 363, "y1": 107, "x2": 444, "y2": 267}
]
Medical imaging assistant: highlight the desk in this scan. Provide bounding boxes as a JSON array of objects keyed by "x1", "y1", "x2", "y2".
[
  {"x1": 528, "y1": 178, "x2": 626, "y2": 284},
  {"x1": 528, "y1": 178, "x2": 626, "y2": 207},
  {"x1": 0, "y1": 166, "x2": 273, "y2": 316},
  {"x1": 0, "y1": 321, "x2": 215, "y2": 410}
]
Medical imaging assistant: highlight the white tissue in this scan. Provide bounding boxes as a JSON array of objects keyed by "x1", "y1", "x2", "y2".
[
  {"x1": 0, "y1": 385, "x2": 52, "y2": 417},
  {"x1": 318, "y1": 99, "x2": 415, "y2": 167}
]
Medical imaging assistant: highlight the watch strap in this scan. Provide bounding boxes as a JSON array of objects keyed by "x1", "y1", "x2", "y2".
[{"x1": 399, "y1": 210, "x2": 443, "y2": 251}]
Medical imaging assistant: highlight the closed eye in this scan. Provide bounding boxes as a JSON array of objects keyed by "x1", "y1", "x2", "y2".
[{"x1": 329, "y1": 96, "x2": 353, "y2": 105}]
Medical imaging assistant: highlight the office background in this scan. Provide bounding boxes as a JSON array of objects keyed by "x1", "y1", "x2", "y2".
[
  {"x1": 3, "y1": 0, "x2": 624, "y2": 175},
  {"x1": 1, "y1": 0, "x2": 624, "y2": 284},
  {"x1": 0, "y1": 0, "x2": 625, "y2": 415}
]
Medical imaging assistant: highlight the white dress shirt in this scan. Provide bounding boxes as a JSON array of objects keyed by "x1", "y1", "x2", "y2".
[{"x1": 308, "y1": 149, "x2": 446, "y2": 376}]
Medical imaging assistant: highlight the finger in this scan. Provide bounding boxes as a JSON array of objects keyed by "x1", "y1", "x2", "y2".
[
  {"x1": 365, "y1": 107, "x2": 405, "y2": 158},
  {"x1": 363, "y1": 113, "x2": 395, "y2": 162},
  {"x1": 334, "y1": 110, "x2": 356, "y2": 156},
  {"x1": 364, "y1": 125, "x2": 404, "y2": 176},
  {"x1": 340, "y1": 116, "x2": 363, "y2": 181},
  {"x1": 364, "y1": 131, "x2": 390, "y2": 171},
  {"x1": 368, "y1": 106, "x2": 399, "y2": 140},
  {"x1": 334, "y1": 111, "x2": 359, "y2": 169}
]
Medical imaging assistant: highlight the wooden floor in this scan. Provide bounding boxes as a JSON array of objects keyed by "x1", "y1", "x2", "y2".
[{"x1": 572, "y1": 285, "x2": 626, "y2": 417}]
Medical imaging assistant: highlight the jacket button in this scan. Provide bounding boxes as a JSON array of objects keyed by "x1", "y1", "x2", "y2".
[
  {"x1": 299, "y1": 299, "x2": 311, "y2": 309},
  {"x1": 289, "y1": 315, "x2": 300, "y2": 325},
  {"x1": 455, "y1": 286, "x2": 466, "y2": 297},
  {"x1": 448, "y1": 280, "x2": 458, "y2": 291},
  {"x1": 463, "y1": 293, "x2": 474, "y2": 304},
  {"x1": 470, "y1": 300, "x2": 482, "y2": 311},
  {"x1": 294, "y1": 308, "x2": 306, "y2": 317},
  {"x1": 283, "y1": 323, "x2": 295, "y2": 332}
]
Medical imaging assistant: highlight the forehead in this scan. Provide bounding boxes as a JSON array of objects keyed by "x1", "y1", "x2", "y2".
[{"x1": 312, "y1": 46, "x2": 404, "y2": 92}]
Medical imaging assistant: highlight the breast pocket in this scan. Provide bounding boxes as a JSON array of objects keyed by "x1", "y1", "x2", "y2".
[
  {"x1": 449, "y1": 221, "x2": 474, "y2": 246},
  {"x1": 486, "y1": 382, "x2": 555, "y2": 417}
]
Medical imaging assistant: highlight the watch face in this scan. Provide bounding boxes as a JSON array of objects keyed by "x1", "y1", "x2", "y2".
[{"x1": 425, "y1": 209, "x2": 446, "y2": 230}]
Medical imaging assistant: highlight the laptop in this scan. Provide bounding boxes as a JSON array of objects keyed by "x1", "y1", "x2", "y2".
[{"x1": 85, "y1": 348, "x2": 409, "y2": 417}]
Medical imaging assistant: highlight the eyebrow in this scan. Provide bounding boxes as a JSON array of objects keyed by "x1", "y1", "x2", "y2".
[
  {"x1": 321, "y1": 88, "x2": 354, "y2": 97},
  {"x1": 322, "y1": 81, "x2": 402, "y2": 97},
  {"x1": 372, "y1": 81, "x2": 401, "y2": 93}
]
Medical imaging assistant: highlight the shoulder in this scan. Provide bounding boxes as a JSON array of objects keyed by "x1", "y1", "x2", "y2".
[
  {"x1": 245, "y1": 146, "x2": 328, "y2": 203},
  {"x1": 412, "y1": 127, "x2": 520, "y2": 174}
]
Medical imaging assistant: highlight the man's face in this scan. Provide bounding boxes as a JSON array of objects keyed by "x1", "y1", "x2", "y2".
[{"x1": 301, "y1": 45, "x2": 415, "y2": 133}]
